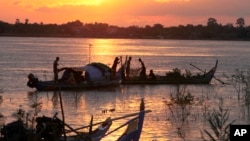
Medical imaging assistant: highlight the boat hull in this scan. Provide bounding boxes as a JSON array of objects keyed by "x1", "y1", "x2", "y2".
[
  {"x1": 122, "y1": 75, "x2": 213, "y2": 85},
  {"x1": 123, "y1": 60, "x2": 218, "y2": 85},
  {"x1": 32, "y1": 80, "x2": 120, "y2": 91}
]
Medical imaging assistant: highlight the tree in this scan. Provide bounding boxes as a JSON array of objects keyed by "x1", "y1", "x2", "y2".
[
  {"x1": 207, "y1": 17, "x2": 218, "y2": 26},
  {"x1": 236, "y1": 17, "x2": 245, "y2": 28},
  {"x1": 15, "y1": 19, "x2": 20, "y2": 24},
  {"x1": 25, "y1": 19, "x2": 29, "y2": 24}
]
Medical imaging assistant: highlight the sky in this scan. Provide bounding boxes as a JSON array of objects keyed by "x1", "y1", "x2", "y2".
[{"x1": 1, "y1": 0, "x2": 250, "y2": 27}]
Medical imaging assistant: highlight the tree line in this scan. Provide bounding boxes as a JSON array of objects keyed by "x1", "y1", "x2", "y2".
[{"x1": 0, "y1": 17, "x2": 250, "y2": 40}]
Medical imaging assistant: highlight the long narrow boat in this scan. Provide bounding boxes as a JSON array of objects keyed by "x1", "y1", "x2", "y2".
[
  {"x1": 0, "y1": 115, "x2": 112, "y2": 141},
  {"x1": 27, "y1": 62, "x2": 122, "y2": 91},
  {"x1": 61, "y1": 117, "x2": 113, "y2": 141},
  {"x1": 122, "y1": 60, "x2": 218, "y2": 85},
  {"x1": 0, "y1": 99, "x2": 151, "y2": 141}
]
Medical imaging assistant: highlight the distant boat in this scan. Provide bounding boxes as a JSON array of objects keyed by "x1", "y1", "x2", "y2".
[
  {"x1": 27, "y1": 62, "x2": 123, "y2": 91},
  {"x1": 122, "y1": 60, "x2": 218, "y2": 85}
]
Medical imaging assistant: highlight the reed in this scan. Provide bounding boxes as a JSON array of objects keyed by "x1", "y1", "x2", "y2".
[
  {"x1": 230, "y1": 69, "x2": 250, "y2": 101},
  {"x1": 201, "y1": 98, "x2": 236, "y2": 141},
  {"x1": 230, "y1": 69, "x2": 250, "y2": 120},
  {"x1": 163, "y1": 85, "x2": 195, "y2": 141},
  {"x1": 11, "y1": 100, "x2": 42, "y2": 128}
]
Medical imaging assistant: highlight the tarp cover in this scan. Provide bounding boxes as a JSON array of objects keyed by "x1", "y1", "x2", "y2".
[{"x1": 73, "y1": 62, "x2": 111, "y2": 81}]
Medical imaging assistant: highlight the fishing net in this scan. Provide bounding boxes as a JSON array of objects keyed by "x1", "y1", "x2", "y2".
[{"x1": 129, "y1": 68, "x2": 141, "y2": 77}]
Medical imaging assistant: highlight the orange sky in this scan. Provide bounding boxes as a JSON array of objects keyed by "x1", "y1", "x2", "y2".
[{"x1": 1, "y1": 0, "x2": 250, "y2": 27}]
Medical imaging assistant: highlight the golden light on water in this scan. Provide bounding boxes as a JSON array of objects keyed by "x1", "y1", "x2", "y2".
[
  {"x1": 90, "y1": 39, "x2": 117, "y2": 56},
  {"x1": 89, "y1": 39, "x2": 122, "y2": 66}
]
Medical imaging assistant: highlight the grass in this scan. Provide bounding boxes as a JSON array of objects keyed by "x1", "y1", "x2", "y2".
[{"x1": 201, "y1": 98, "x2": 236, "y2": 141}]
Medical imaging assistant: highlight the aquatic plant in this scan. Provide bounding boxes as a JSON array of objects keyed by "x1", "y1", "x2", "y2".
[
  {"x1": 163, "y1": 85, "x2": 195, "y2": 141},
  {"x1": 11, "y1": 101, "x2": 42, "y2": 128},
  {"x1": 230, "y1": 69, "x2": 250, "y2": 120},
  {"x1": 201, "y1": 98, "x2": 236, "y2": 141},
  {"x1": 164, "y1": 85, "x2": 194, "y2": 123},
  {"x1": 12, "y1": 105, "x2": 26, "y2": 121}
]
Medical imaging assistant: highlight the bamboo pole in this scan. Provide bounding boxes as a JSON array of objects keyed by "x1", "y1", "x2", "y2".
[
  {"x1": 58, "y1": 86, "x2": 67, "y2": 141},
  {"x1": 67, "y1": 110, "x2": 152, "y2": 132},
  {"x1": 56, "y1": 117, "x2": 84, "y2": 137},
  {"x1": 190, "y1": 60, "x2": 226, "y2": 84}
]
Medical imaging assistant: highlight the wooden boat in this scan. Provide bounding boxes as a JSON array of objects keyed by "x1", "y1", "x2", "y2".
[
  {"x1": 64, "y1": 99, "x2": 150, "y2": 141},
  {"x1": 122, "y1": 60, "x2": 218, "y2": 85},
  {"x1": 116, "y1": 99, "x2": 146, "y2": 141},
  {"x1": 60, "y1": 116, "x2": 112, "y2": 141},
  {"x1": 27, "y1": 62, "x2": 123, "y2": 91},
  {"x1": 100, "y1": 99, "x2": 150, "y2": 141},
  {"x1": 0, "y1": 99, "x2": 151, "y2": 141},
  {"x1": 0, "y1": 115, "x2": 112, "y2": 141}
]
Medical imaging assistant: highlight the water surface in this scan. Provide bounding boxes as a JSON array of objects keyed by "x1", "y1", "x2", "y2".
[{"x1": 0, "y1": 37, "x2": 250, "y2": 140}]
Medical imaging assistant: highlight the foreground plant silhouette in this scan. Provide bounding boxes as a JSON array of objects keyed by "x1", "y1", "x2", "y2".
[{"x1": 201, "y1": 98, "x2": 236, "y2": 141}]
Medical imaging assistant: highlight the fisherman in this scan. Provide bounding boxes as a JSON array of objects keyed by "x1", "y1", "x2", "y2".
[
  {"x1": 53, "y1": 57, "x2": 64, "y2": 83},
  {"x1": 138, "y1": 58, "x2": 147, "y2": 79},
  {"x1": 111, "y1": 57, "x2": 120, "y2": 79},
  {"x1": 126, "y1": 56, "x2": 132, "y2": 79},
  {"x1": 148, "y1": 69, "x2": 156, "y2": 80}
]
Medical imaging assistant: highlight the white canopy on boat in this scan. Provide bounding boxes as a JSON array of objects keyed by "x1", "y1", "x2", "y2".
[{"x1": 73, "y1": 62, "x2": 111, "y2": 82}]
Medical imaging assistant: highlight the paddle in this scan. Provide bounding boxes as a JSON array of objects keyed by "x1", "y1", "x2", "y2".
[{"x1": 190, "y1": 61, "x2": 226, "y2": 85}]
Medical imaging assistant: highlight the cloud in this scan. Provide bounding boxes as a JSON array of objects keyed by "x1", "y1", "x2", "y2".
[
  {"x1": 2, "y1": 0, "x2": 249, "y2": 26},
  {"x1": 119, "y1": 0, "x2": 250, "y2": 17},
  {"x1": 12, "y1": 0, "x2": 22, "y2": 6}
]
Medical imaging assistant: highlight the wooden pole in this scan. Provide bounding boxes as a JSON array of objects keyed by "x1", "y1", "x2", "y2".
[
  {"x1": 89, "y1": 44, "x2": 92, "y2": 64},
  {"x1": 58, "y1": 86, "x2": 67, "y2": 141},
  {"x1": 89, "y1": 115, "x2": 93, "y2": 134},
  {"x1": 56, "y1": 117, "x2": 84, "y2": 137}
]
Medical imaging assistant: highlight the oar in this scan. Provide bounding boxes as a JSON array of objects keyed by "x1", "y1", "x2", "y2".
[
  {"x1": 190, "y1": 63, "x2": 226, "y2": 85},
  {"x1": 189, "y1": 64, "x2": 205, "y2": 73},
  {"x1": 67, "y1": 110, "x2": 152, "y2": 132}
]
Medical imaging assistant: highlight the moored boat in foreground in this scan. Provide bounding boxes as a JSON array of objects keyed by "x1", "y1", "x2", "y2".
[
  {"x1": 123, "y1": 60, "x2": 218, "y2": 85},
  {"x1": 0, "y1": 99, "x2": 151, "y2": 141}
]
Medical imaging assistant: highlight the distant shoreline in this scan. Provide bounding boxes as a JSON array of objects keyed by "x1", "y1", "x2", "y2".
[
  {"x1": 1, "y1": 34, "x2": 249, "y2": 41},
  {"x1": 1, "y1": 19, "x2": 250, "y2": 41}
]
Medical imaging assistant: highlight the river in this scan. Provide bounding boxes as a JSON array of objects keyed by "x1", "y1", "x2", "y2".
[{"x1": 0, "y1": 37, "x2": 250, "y2": 140}]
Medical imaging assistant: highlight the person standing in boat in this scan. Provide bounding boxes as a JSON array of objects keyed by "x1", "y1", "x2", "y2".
[
  {"x1": 111, "y1": 57, "x2": 120, "y2": 79},
  {"x1": 53, "y1": 57, "x2": 62, "y2": 83},
  {"x1": 126, "y1": 56, "x2": 132, "y2": 79},
  {"x1": 139, "y1": 58, "x2": 147, "y2": 79}
]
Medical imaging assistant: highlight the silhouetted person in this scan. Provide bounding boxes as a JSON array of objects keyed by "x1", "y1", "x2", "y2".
[
  {"x1": 111, "y1": 57, "x2": 120, "y2": 79},
  {"x1": 126, "y1": 56, "x2": 132, "y2": 78},
  {"x1": 53, "y1": 57, "x2": 61, "y2": 83},
  {"x1": 138, "y1": 58, "x2": 146, "y2": 79},
  {"x1": 148, "y1": 69, "x2": 156, "y2": 80}
]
